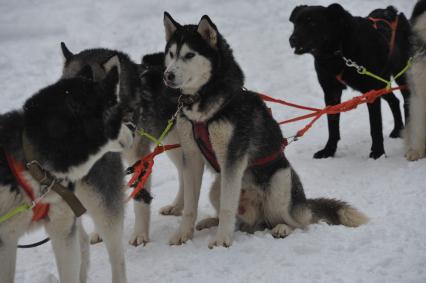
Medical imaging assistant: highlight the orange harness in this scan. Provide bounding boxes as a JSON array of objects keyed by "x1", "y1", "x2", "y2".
[
  {"x1": 336, "y1": 15, "x2": 399, "y2": 85},
  {"x1": 4, "y1": 150, "x2": 49, "y2": 222}
]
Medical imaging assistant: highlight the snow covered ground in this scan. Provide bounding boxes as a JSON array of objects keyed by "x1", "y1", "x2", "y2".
[{"x1": 1, "y1": 0, "x2": 425, "y2": 282}]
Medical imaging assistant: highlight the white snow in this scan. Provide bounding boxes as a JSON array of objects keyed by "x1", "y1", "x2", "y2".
[{"x1": 1, "y1": 0, "x2": 425, "y2": 282}]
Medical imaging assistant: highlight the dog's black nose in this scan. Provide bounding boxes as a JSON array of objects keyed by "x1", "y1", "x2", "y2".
[{"x1": 164, "y1": 71, "x2": 175, "y2": 82}]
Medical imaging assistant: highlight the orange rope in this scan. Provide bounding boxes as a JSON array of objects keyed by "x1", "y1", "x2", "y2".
[
  {"x1": 126, "y1": 144, "x2": 180, "y2": 201},
  {"x1": 126, "y1": 86, "x2": 405, "y2": 198},
  {"x1": 260, "y1": 86, "x2": 406, "y2": 138}
]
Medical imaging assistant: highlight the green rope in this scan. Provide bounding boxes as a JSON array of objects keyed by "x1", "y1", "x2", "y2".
[
  {"x1": 138, "y1": 119, "x2": 176, "y2": 147},
  {"x1": 0, "y1": 203, "x2": 31, "y2": 224},
  {"x1": 394, "y1": 57, "x2": 413, "y2": 81},
  {"x1": 360, "y1": 68, "x2": 392, "y2": 89},
  {"x1": 343, "y1": 57, "x2": 412, "y2": 89}
]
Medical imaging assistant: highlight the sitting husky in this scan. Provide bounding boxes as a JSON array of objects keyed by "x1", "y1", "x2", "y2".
[
  {"x1": 405, "y1": 0, "x2": 426, "y2": 161},
  {"x1": 0, "y1": 66, "x2": 133, "y2": 282},
  {"x1": 162, "y1": 13, "x2": 368, "y2": 248},
  {"x1": 60, "y1": 44, "x2": 185, "y2": 246}
]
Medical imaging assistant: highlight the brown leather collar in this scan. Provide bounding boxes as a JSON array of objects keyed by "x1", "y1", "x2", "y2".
[{"x1": 22, "y1": 133, "x2": 86, "y2": 217}]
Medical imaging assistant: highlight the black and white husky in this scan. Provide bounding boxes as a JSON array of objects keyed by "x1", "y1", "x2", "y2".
[
  {"x1": 162, "y1": 13, "x2": 368, "y2": 248},
  {"x1": 405, "y1": 0, "x2": 426, "y2": 161},
  {"x1": 60, "y1": 44, "x2": 185, "y2": 246},
  {"x1": 0, "y1": 67, "x2": 133, "y2": 282}
]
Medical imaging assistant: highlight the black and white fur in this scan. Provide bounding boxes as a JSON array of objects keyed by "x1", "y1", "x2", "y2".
[
  {"x1": 61, "y1": 44, "x2": 186, "y2": 246},
  {"x1": 289, "y1": 4, "x2": 411, "y2": 159},
  {"x1": 405, "y1": 0, "x2": 426, "y2": 161},
  {"x1": 163, "y1": 13, "x2": 368, "y2": 248},
  {"x1": 0, "y1": 67, "x2": 133, "y2": 282}
]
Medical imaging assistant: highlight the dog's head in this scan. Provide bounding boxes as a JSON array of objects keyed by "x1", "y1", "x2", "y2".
[
  {"x1": 23, "y1": 66, "x2": 134, "y2": 180},
  {"x1": 162, "y1": 12, "x2": 220, "y2": 95},
  {"x1": 60, "y1": 44, "x2": 140, "y2": 126},
  {"x1": 289, "y1": 4, "x2": 350, "y2": 55}
]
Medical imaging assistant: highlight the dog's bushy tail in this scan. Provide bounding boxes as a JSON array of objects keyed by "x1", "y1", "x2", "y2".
[{"x1": 306, "y1": 198, "x2": 369, "y2": 227}]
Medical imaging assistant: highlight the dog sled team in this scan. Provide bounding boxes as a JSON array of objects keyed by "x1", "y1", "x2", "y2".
[{"x1": 1, "y1": 0, "x2": 425, "y2": 282}]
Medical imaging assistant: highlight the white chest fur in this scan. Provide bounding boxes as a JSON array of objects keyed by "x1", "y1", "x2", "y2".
[{"x1": 182, "y1": 97, "x2": 225, "y2": 123}]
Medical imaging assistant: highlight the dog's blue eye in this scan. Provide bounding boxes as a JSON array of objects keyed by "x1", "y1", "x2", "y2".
[{"x1": 185, "y1": 52, "x2": 195, "y2": 59}]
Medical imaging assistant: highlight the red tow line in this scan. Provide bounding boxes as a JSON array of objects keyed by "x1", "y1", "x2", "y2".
[{"x1": 126, "y1": 144, "x2": 180, "y2": 201}]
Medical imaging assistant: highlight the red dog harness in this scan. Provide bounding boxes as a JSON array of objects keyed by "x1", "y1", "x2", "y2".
[
  {"x1": 335, "y1": 15, "x2": 399, "y2": 85},
  {"x1": 4, "y1": 150, "x2": 49, "y2": 221},
  {"x1": 191, "y1": 121, "x2": 286, "y2": 173}
]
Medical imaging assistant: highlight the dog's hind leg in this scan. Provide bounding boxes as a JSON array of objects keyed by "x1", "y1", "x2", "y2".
[
  {"x1": 264, "y1": 168, "x2": 309, "y2": 238},
  {"x1": 381, "y1": 92, "x2": 404, "y2": 138},
  {"x1": 160, "y1": 148, "x2": 184, "y2": 216},
  {"x1": 45, "y1": 204, "x2": 81, "y2": 283}
]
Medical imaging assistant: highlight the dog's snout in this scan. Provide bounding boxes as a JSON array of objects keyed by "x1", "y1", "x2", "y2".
[{"x1": 164, "y1": 71, "x2": 175, "y2": 82}]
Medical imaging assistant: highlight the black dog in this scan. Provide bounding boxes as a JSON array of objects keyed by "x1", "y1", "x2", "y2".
[{"x1": 289, "y1": 4, "x2": 411, "y2": 159}]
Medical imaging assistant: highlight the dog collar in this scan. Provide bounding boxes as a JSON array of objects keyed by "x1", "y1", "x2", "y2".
[
  {"x1": 22, "y1": 133, "x2": 86, "y2": 218},
  {"x1": 179, "y1": 93, "x2": 201, "y2": 106}
]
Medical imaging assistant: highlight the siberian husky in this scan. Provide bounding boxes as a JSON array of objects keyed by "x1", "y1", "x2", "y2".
[
  {"x1": 162, "y1": 12, "x2": 368, "y2": 248},
  {"x1": 60, "y1": 44, "x2": 186, "y2": 246},
  {"x1": 405, "y1": 0, "x2": 426, "y2": 161},
  {"x1": 0, "y1": 66, "x2": 133, "y2": 282}
]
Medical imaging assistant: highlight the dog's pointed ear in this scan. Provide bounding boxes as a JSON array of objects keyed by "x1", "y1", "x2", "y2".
[
  {"x1": 290, "y1": 5, "x2": 307, "y2": 22},
  {"x1": 327, "y1": 3, "x2": 346, "y2": 21},
  {"x1": 60, "y1": 42, "x2": 74, "y2": 62},
  {"x1": 100, "y1": 66, "x2": 120, "y2": 105},
  {"x1": 197, "y1": 15, "x2": 218, "y2": 48},
  {"x1": 76, "y1": 65, "x2": 93, "y2": 81},
  {"x1": 102, "y1": 55, "x2": 121, "y2": 77},
  {"x1": 164, "y1": 12, "x2": 180, "y2": 41}
]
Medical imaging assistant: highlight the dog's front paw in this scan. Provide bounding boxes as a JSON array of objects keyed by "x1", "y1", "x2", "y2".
[
  {"x1": 196, "y1": 217, "x2": 219, "y2": 231},
  {"x1": 90, "y1": 233, "x2": 103, "y2": 245},
  {"x1": 271, "y1": 224, "x2": 294, "y2": 238},
  {"x1": 369, "y1": 148, "x2": 385, "y2": 159},
  {"x1": 159, "y1": 204, "x2": 183, "y2": 216},
  {"x1": 169, "y1": 228, "x2": 194, "y2": 245},
  {"x1": 405, "y1": 148, "x2": 425, "y2": 161},
  {"x1": 128, "y1": 232, "x2": 149, "y2": 247},
  {"x1": 208, "y1": 231, "x2": 233, "y2": 249},
  {"x1": 313, "y1": 147, "x2": 336, "y2": 159}
]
